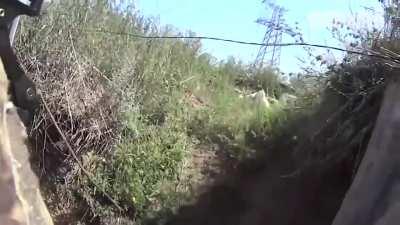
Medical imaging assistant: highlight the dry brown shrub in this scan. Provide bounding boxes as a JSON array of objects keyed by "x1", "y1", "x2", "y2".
[{"x1": 19, "y1": 52, "x2": 119, "y2": 173}]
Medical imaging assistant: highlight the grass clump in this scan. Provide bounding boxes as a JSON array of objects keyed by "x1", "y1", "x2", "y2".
[
  {"x1": 188, "y1": 65, "x2": 294, "y2": 159},
  {"x1": 77, "y1": 112, "x2": 190, "y2": 221}
]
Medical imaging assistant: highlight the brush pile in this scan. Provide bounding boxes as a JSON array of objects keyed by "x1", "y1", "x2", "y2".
[{"x1": 18, "y1": 45, "x2": 119, "y2": 175}]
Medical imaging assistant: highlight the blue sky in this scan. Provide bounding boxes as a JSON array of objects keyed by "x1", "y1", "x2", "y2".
[{"x1": 136, "y1": 0, "x2": 383, "y2": 74}]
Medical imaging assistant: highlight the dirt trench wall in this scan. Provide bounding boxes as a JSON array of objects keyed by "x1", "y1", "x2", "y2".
[{"x1": 162, "y1": 61, "x2": 385, "y2": 225}]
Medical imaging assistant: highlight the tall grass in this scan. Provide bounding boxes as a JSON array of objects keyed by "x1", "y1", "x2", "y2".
[{"x1": 17, "y1": 0, "x2": 294, "y2": 223}]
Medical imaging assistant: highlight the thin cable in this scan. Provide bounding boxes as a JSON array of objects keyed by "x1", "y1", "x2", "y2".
[{"x1": 85, "y1": 29, "x2": 400, "y2": 63}]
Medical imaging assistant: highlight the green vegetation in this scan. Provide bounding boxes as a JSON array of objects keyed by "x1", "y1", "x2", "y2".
[
  {"x1": 13, "y1": 0, "x2": 400, "y2": 224},
  {"x1": 18, "y1": 0, "x2": 307, "y2": 224}
]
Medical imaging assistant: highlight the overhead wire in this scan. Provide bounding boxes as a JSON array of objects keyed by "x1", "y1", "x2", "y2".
[{"x1": 84, "y1": 29, "x2": 400, "y2": 64}]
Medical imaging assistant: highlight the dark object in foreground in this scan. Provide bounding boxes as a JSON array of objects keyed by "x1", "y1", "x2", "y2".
[
  {"x1": 0, "y1": 0, "x2": 45, "y2": 125},
  {"x1": 0, "y1": 1, "x2": 53, "y2": 225},
  {"x1": 332, "y1": 71, "x2": 400, "y2": 225}
]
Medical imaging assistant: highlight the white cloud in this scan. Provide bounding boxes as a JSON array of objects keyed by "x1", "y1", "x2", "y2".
[
  {"x1": 307, "y1": 10, "x2": 348, "y2": 31},
  {"x1": 307, "y1": 8, "x2": 384, "y2": 32}
]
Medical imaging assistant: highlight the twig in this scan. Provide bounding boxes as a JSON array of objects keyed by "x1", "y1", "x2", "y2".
[
  {"x1": 39, "y1": 92, "x2": 123, "y2": 211},
  {"x1": 280, "y1": 169, "x2": 302, "y2": 178},
  {"x1": 311, "y1": 99, "x2": 353, "y2": 140}
]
